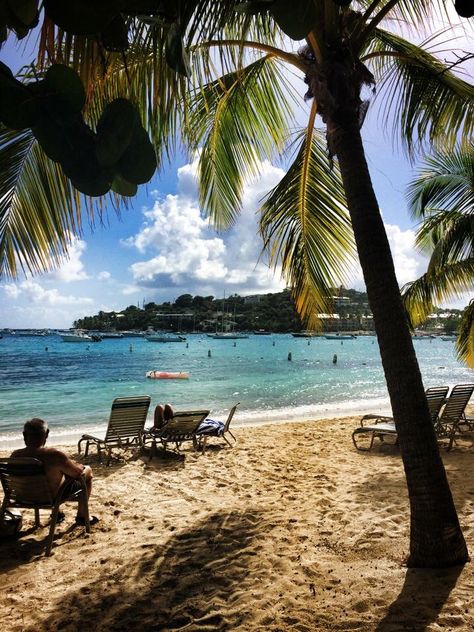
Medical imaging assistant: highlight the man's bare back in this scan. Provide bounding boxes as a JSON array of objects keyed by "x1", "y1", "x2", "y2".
[
  {"x1": 10, "y1": 445, "x2": 85, "y2": 497},
  {"x1": 10, "y1": 418, "x2": 97, "y2": 524}
]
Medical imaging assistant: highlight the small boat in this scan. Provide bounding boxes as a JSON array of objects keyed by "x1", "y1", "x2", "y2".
[
  {"x1": 324, "y1": 334, "x2": 357, "y2": 340},
  {"x1": 60, "y1": 331, "x2": 94, "y2": 342},
  {"x1": 145, "y1": 334, "x2": 186, "y2": 342},
  {"x1": 291, "y1": 331, "x2": 316, "y2": 338},
  {"x1": 412, "y1": 334, "x2": 435, "y2": 340},
  {"x1": 99, "y1": 332, "x2": 124, "y2": 339},
  {"x1": 146, "y1": 371, "x2": 189, "y2": 379},
  {"x1": 253, "y1": 329, "x2": 272, "y2": 335},
  {"x1": 207, "y1": 332, "x2": 249, "y2": 339},
  {"x1": 441, "y1": 335, "x2": 457, "y2": 341}
]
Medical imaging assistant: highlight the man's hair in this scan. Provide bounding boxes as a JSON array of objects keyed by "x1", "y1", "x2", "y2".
[{"x1": 23, "y1": 418, "x2": 48, "y2": 440}]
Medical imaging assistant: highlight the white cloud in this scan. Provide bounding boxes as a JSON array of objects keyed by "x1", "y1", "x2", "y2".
[
  {"x1": 126, "y1": 157, "x2": 287, "y2": 297},
  {"x1": 347, "y1": 220, "x2": 429, "y2": 290},
  {"x1": 98, "y1": 271, "x2": 111, "y2": 281},
  {"x1": 3, "y1": 279, "x2": 94, "y2": 306},
  {"x1": 50, "y1": 237, "x2": 89, "y2": 282},
  {"x1": 122, "y1": 284, "x2": 141, "y2": 296}
]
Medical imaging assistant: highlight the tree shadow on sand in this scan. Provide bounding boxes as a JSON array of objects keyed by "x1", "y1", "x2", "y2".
[
  {"x1": 375, "y1": 565, "x2": 464, "y2": 632},
  {"x1": 25, "y1": 508, "x2": 265, "y2": 631}
]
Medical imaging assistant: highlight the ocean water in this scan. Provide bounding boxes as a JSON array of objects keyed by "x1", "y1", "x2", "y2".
[{"x1": 0, "y1": 333, "x2": 472, "y2": 449}]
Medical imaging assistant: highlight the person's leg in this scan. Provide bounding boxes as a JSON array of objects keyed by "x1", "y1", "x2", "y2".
[
  {"x1": 76, "y1": 466, "x2": 99, "y2": 525},
  {"x1": 164, "y1": 404, "x2": 174, "y2": 421},
  {"x1": 154, "y1": 404, "x2": 165, "y2": 429},
  {"x1": 77, "y1": 466, "x2": 92, "y2": 518}
]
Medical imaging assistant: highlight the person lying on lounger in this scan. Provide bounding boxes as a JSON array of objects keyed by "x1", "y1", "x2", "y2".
[
  {"x1": 152, "y1": 403, "x2": 174, "y2": 430},
  {"x1": 10, "y1": 418, "x2": 99, "y2": 526}
]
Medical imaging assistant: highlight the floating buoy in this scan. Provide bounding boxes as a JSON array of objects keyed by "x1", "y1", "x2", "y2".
[{"x1": 146, "y1": 371, "x2": 189, "y2": 379}]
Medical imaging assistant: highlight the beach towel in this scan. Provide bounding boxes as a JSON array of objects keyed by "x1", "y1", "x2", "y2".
[{"x1": 196, "y1": 418, "x2": 225, "y2": 436}]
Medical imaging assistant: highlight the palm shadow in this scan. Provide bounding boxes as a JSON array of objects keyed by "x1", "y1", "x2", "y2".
[
  {"x1": 25, "y1": 508, "x2": 265, "y2": 631},
  {"x1": 375, "y1": 565, "x2": 464, "y2": 632}
]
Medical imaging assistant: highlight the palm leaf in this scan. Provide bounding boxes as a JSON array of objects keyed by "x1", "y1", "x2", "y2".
[
  {"x1": 456, "y1": 299, "x2": 474, "y2": 368},
  {"x1": 260, "y1": 122, "x2": 356, "y2": 327},
  {"x1": 0, "y1": 127, "x2": 82, "y2": 279},
  {"x1": 407, "y1": 146, "x2": 474, "y2": 219},
  {"x1": 364, "y1": 28, "x2": 474, "y2": 155},
  {"x1": 402, "y1": 258, "x2": 474, "y2": 326},
  {"x1": 188, "y1": 55, "x2": 297, "y2": 229}
]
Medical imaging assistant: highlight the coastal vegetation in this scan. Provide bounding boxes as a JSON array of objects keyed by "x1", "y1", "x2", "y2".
[
  {"x1": 0, "y1": 2, "x2": 473, "y2": 567},
  {"x1": 73, "y1": 288, "x2": 464, "y2": 335}
]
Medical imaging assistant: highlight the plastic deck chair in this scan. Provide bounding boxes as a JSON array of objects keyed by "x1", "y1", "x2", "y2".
[
  {"x1": 78, "y1": 396, "x2": 151, "y2": 465},
  {"x1": 0, "y1": 457, "x2": 90, "y2": 556},
  {"x1": 435, "y1": 383, "x2": 474, "y2": 451},
  {"x1": 195, "y1": 403, "x2": 240, "y2": 454},
  {"x1": 142, "y1": 410, "x2": 210, "y2": 458},
  {"x1": 352, "y1": 386, "x2": 449, "y2": 451}
]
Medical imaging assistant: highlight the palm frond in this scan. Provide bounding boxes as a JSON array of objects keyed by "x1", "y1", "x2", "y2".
[
  {"x1": 0, "y1": 127, "x2": 83, "y2": 279},
  {"x1": 407, "y1": 146, "x2": 474, "y2": 219},
  {"x1": 402, "y1": 258, "x2": 474, "y2": 326},
  {"x1": 421, "y1": 213, "x2": 474, "y2": 269},
  {"x1": 260, "y1": 124, "x2": 356, "y2": 327},
  {"x1": 456, "y1": 299, "x2": 474, "y2": 368},
  {"x1": 364, "y1": 28, "x2": 474, "y2": 156},
  {"x1": 188, "y1": 55, "x2": 297, "y2": 229}
]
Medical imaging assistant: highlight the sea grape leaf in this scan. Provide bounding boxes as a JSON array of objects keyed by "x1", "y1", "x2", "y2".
[
  {"x1": 6, "y1": 0, "x2": 39, "y2": 28},
  {"x1": 270, "y1": 0, "x2": 318, "y2": 40},
  {"x1": 96, "y1": 98, "x2": 140, "y2": 167},
  {"x1": 44, "y1": 64, "x2": 86, "y2": 113},
  {"x1": 101, "y1": 14, "x2": 129, "y2": 52},
  {"x1": 44, "y1": 0, "x2": 122, "y2": 35},
  {"x1": 118, "y1": 126, "x2": 156, "y2": 184},
  {"x1": 165, "y1": 22, "x2": 191, "y2": 77},
  {"x1": 111, "y1": 174, "x2": 138, "y2": 197}
]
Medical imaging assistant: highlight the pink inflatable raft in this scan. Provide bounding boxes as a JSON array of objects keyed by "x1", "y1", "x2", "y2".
[{"x1": 146, "y1": 370, "x2": 189, "y2": 379}]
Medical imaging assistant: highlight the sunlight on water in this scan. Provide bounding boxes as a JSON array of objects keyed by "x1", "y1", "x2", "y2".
[{"x1": 0, "y1": 333, "x2": 472, "y2": 448}]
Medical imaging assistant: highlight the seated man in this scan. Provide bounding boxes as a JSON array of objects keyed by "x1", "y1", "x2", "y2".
[
  {"x1": 10, "y1": 418, "x2": 98, "y2": 526},
  {"x1": 153, "y1": 403, "x2": 174, "y2": 431}
]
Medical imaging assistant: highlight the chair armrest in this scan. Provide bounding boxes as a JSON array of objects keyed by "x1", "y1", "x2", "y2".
[{"x1": 360, "y1": 414, "x2": 393, "y2": 427}]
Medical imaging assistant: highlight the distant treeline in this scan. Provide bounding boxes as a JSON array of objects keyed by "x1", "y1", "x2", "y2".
[
  {"x1": 74, "y1": 288, "x2": 366, "y2": 332},
  {"x1": 73, "y1": 288, "x2": 462, "y2": 334}
]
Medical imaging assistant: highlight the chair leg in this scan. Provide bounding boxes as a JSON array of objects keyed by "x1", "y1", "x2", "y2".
[
  {"x1": 223, "y1": 434, "x2": 233, "y2": 447},
  {"x1": 227, "y1": 430, "x2": 236, "y2": 442},
  {"x1": 202, "y1": 436, "x2": 208, "y2": 454},
  {"x1": 46, "y1": 504, "x2": 61, "y2": 556},
  {"x1": 34, "y1": 507, "x2": 41, "y2": 527}
]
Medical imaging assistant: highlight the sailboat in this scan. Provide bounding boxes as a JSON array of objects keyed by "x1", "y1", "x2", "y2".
[{"x1": 207, "y1": 293, "x2": 248, "y2": 339}]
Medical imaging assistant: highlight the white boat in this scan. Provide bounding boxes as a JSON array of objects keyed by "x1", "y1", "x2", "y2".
[
  {"x1": 145, "y1": 334, "x2": 186, "y2": 342},
  {"x1": 60, "y1": 331, "x2": 94, "y2": 342},
  {"x1": 99, "y1": 332, "x2": 124, "y2": 338},
  {"x1": 441, "y1": 335, "x2": 457, "y2": 341},
  {"x1": 324, "y1": 334, "x2": 357, "y2": 340},
  {"x1": 207, "y1": 332, "x2": 249, "y2": 339}
]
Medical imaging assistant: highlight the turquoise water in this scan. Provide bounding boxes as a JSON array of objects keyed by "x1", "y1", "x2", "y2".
[{"x1": 1, "y1": 333, "x2": 472, "y2": 448}]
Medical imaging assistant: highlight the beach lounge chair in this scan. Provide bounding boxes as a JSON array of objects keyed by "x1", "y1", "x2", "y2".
[
  {"x1": 0, "y1": 457, "x2": 90, "y2": 556},
  {"x1": 195, "y1": 403, "x2": 240, "y2": 454},
  {"x1": 78, "y1": 396, "x2": 151, "y2": 465},
  {"x1": 435, "y1": 383, "x2": 474, "y2": 451},
  {"x1": 142, "y1": 410, "x2": 210, "y2": 458},
  {"x1": 352, "y1": 386, "x2": 449, "y2": 451}
]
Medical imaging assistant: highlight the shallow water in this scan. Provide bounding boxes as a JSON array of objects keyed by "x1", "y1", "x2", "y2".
[{"x1": 0, "y1": 333, "x2": 472, "y2": 448}]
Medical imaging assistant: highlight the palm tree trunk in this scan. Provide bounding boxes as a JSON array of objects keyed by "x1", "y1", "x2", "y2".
[{"x1": 327, "y1": 113, "x2": 469, "y2": 567}]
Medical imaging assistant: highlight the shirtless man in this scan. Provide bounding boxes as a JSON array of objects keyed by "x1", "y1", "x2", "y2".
[{"x1": 10, "y1": 418, "x2": 98, "y2": 525}]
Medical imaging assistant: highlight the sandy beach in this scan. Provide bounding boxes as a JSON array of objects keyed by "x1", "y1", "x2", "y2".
[{"x1": 1, "y1": 415, "x2": 473, "y2": 632}]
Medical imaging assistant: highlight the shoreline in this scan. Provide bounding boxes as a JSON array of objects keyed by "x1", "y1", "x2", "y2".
[
  {"x1": 1, "y1": 415, "x2": 473, "y2": 631},
  {"x1": 0, "y1": 399, "x2": 393, "y2": 450}
]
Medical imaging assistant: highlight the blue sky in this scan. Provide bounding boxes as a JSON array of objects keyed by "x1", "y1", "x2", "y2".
[{"x1": 0, "y1": 11, "x2": 472, "y2": 329}]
